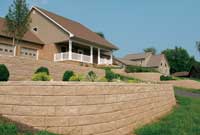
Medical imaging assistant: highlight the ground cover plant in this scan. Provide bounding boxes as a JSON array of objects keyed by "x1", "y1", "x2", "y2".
[
  {"x1": 160, "y1": 75, "x2": 176, "y2": 81},
  {"x1": 135, "y1": 87, "x2": 200, "y2": 135}
]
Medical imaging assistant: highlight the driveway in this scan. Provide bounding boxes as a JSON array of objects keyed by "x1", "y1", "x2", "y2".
[{"x1": 174, "y1": 88, "x2": 200, "y2": 98}]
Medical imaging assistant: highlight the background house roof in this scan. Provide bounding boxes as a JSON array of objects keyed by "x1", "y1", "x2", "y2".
[
  {"x1": 116, "y1": 58, "x2": 139, "y2": 66},
  {"x1": 124, "y1": 52, "x2": 152, "y2": 60},
  {"x1": 33, "y1": 7, "x2": 118, "y2": 50},
  {"x1": 0, "y1": 17, "x2": 43, "y2": 45},
  {"x1": 146, "y1": 54, "x2": 164, "y2": 67}
]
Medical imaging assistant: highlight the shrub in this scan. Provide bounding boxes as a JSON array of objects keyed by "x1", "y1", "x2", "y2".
[
  {"x1": 69, "y1": 74, "x2": 82, "y2": 81},
  {"x1": 0, "y1": 123, "x2": 18, "y2": 135},
  {"x1": 0, "y1": 64, "x2": 9, "y2": 81},
  {"x1": 125, "y1": 66, "x2": 156, "y2": 73},
  {"x1": 105, "y1": 69, "x2": 117, "y2": 82},
  {"x1": 35, "y1": 67, "x2": 49, "y2": 75},
  {"x1": 63, "y1": 70, "x2": 74, "y2": 81},
  {"x1": 32, "y1": 73, "x2": 52, "y2": 81},
  {"x1": 87, "y1": 71, "x2": 97, "y2": 82},
  {"x1": 160, "y1": 75, "x2": 175, "y2": 81}
]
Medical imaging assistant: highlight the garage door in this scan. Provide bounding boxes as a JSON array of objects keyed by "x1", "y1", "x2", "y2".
[
  {"x1": 20, "y1": 47, "x2": 37, "y2": 59},
  {"x1": 0, "y1": 44, "x2": 15, "y2": 56}
]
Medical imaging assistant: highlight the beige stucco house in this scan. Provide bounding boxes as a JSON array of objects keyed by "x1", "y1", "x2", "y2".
[
  {"x1": 0, "y1": 6, "x2": 118, "y2": 65},
  {"x1": 116, "y1": 52, "x2": 170, "y2": 75}
]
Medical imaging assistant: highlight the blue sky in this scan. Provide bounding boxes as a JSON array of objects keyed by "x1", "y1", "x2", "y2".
[{"x1": 0, "y1": 0, "x2": 200, "y2": 60}]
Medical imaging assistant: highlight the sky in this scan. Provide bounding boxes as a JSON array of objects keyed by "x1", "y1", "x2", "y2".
[{"x1": 0, "y1": 0, "x2": 200, "y2": 60}]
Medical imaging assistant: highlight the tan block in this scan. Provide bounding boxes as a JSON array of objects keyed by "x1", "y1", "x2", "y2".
[
  {"x1": 82, "y1": 121, "x2": 116, "y2": 135},
  {"x1": 56, "y1": 106, "x2": 79, "y2": 116},
  {"x1": 45, "y1": 117, "x2": 69, "y2": 126},
  {"x1": 66, "y1": 96, "x2": 88, "y2": 105},
  {"x1": 87, "y1": 95, "x2": 105, "y2": 104},
  {"x1": 58, "y1": 126, "x2": 82, "y2": 135},
  {"x1": 42, "y1": 96, "x2": 66, "y2": 105},
  {"x1": 0, "y1": 105, "x2": 13, "y2": 114},
  {"x1": 20, "y1": 96, "x2": 43, "y2": 105}
]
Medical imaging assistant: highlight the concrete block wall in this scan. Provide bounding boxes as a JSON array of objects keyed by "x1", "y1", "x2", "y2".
[
  {"x1": 0, "y1": 56, "x2": 104, "y2": 81},
  {"x1": 0, "y1": 82, "x2": 176, "y2": 135}
]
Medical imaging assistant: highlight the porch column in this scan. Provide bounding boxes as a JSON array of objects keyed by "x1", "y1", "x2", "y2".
[
  {"x1": 13, "y1": 45, "x2": 17, "y2": 56},
  {"x1": 90, "y1": 46, "x2": 93, "y2": 64},
  {"x1": 110, "y1": 51, "x2": 113, "y2": 65},
  {"x1": 98, "y1": 48, "x2": 100, "y2": 64},
  {"x1": 69, "y1": 39, "x2": 72, "y2": 60}
]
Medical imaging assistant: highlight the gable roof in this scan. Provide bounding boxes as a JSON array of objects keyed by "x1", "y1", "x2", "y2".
[
  {"x1": 124, "y1": 52, "x2": 152, "y2": 60},
  {"x1": 146, "y1": 54, "x2": 164, "y2": 67},
  {"x1": 32, "y1": 6, "x2": 118, "y2": 50},
  {"x1": 0, "y1": 17, "x2": 43, "y2": 45},
  {"x1": 115, "y1": 58, "x2": 140, "y2": 66}
]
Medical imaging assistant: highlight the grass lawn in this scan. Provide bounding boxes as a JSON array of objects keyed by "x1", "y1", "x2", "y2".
[
  {"x1": 134, "y1": 88, "x2": 200, "y2": 135},
  {"x1": 0, "y1": 116, "x2": 57, "y2": 135}
]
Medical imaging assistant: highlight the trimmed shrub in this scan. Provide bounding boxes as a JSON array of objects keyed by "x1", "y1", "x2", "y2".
[
  {"x1": 105, "y1": 69, "x2": 117, "y2": 82},
  {"x1": 32, "y1": 73, "x2": 52, "y2": 81},
  {"x1": 125, "y1": 66, "x2": 157, "y2": 73},
  {"x1": 160, "y1": 75, "x2": 175, "y2": 81},
  {"x1": 63, "y1": 70, "x2": 74, "y2": 81},
  {"x1": 69, "y1": 74, "x2": 82, "y2": 81},
  {"x1": 35, "y1": 67, "x2": 49, "y2": 75},
  {"x1": 87, "y1": 71, "x2": 97, "y2": 82},
  {"x1": 0, "y1": 64, "x2": 9, "y2": 81}
]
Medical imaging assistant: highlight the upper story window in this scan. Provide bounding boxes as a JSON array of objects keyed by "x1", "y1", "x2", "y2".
[{"x1": 33, "y1": 27, "x2": 38, "y2": 33}]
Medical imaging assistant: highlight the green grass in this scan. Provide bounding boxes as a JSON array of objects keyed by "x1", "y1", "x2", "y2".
[
  {"x1": 135, "y1": 88, "x2": 200, "y2": 135},
  {"x1": 174, "y1": 86, "x2": 200, "y2": 94},
  {"x1": 0, "y1": 116, "x2": 57, "y2": 135}
]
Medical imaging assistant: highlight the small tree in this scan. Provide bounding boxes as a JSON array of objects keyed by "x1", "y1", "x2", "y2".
[
  {"x1": 87, "y1": 71, "x2": 97, "y2": 82},
  {"x1": 96, "y1": 32, "x2": 105, "y2": 39},
  {"x1": 5, "y1": 0, "x2": 31, "y2": 47},
  {"x1": 144, "y1": 47, "x2": 156, "y2": 54}
]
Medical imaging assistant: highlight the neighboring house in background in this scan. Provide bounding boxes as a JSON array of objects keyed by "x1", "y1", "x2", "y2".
[
  {"x1": 172, "y1": 72, "x2": 189, "y2": 77},
  {"x1": 116, "y1": 52, "x2": 170, "y2": 75},
  {"x1": 189, "y1": 64, "x2": 200, "y2": 79},
  {"x1": 0, "y1": 6, "x2": 118, "y2": 65}
]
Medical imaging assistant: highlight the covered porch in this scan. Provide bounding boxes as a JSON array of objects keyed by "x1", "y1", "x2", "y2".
[{"x1": 54, "y1": 40, "x2": 113, "y2": 65}]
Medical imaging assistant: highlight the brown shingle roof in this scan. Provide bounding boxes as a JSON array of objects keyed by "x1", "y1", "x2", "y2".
[
  {"x1": 0, "y1": 17, "x2": 43, "y2": 45},
  {"x1": 146, "y1": 54, "x2": 164, "y2": 67},
  {"x1": 33, "y1": 7, "x2": 118, "y2": 50},
  {"x1": 172, "y1": 72, "x2": 189, "y2": 77},
  {"x1": 124, "y1": 52, "x2": 152, "y2": 60},
  {"x1": 115, "y1": 58, "x2": 140, "y2": 66}
]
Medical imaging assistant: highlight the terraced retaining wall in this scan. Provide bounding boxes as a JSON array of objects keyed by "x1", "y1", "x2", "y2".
[
  {"x1": 0, "y1": 82, "x2": 176, "y2": 135},
  {"x1": 0, "y1": 56, "x2": 104, "y2": 81}
]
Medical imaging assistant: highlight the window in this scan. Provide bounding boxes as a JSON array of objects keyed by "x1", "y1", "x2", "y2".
[
  {"x1": 161, "y1": 63, "x2": 163, "y2": 66},
  {"x1": 33, "y1": 27, "x2": 38, "y2": 32}
]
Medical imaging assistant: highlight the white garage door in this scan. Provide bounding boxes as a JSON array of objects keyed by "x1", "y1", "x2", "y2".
[
  {"x1": 0, "y1": 44, "x2": 15, "y2": 56},
  {"x1": 20, "y1": 47, "x2": 37, "y2": 59}
]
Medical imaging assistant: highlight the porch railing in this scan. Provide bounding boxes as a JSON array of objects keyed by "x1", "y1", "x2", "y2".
[
  {"x1": 100, "y1": 58, "x2": 112, "y2": 65},
  {"x1": 54, "y1": 52, "x2": 91, "y2": 63}
]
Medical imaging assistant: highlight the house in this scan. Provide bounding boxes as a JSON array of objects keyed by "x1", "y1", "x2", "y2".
[
  {"x1": 172, "y1": 72, "x2": 189, "y2": 77},
  {"x1": 188, "y1": 64, "x2": 200, "y2": 79},
  {"x1": 0, "y1": 6, "x2": 118, "y2": 65},
  {"x1": 116, "y1": 52, "x2": 170, "y2": 75}
]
